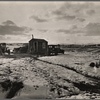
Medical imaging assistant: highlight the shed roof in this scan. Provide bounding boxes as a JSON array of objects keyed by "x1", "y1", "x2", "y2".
[{"x1": 29, "y1": 38, "x2": 48, "y2": 42}]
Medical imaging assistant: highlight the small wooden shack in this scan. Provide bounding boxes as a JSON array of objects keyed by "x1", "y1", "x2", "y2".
[{"x1": 28, "y1": 38, "x2": 48, "y2": 55}]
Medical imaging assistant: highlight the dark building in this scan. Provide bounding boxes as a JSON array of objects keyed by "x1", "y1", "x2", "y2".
[{"x1": 28, "y1": 38, "x2": 48, "y2": 55}]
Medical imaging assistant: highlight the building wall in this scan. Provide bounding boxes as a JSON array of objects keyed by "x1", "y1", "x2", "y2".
[{"x1": 28, "y1": 40, "x2": 48, "y2": 55}]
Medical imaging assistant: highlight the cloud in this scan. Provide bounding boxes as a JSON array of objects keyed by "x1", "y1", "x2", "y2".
[
  {"x1": 76, "y1": 18, "x2": 85, "y2": 22},
  {"x1": 57, "y1": 29, "x2": 71, "y2": 34},
  {"x1": 52, "y1": 7, "x2": 76, "y2": 21},
  {"x1": 86, "y1": 9, "x2": 95, "y2": 15},
  {"x1": 58, "y1": 22, "x2": 100, "y2": 36},
  {"x1": 0, "y1": 20, "x2": 32, "y2": 36},
  {"x1": 57, "y1": 29, "x2": 83, "y2": 34},
  {"x1": 56, "y1": 24, "x2": 83, "y2": 35},
  {"x1": 85, "y1": 22, "x2": 100, "y2": 36},
  {"x1": 38, "y1": 29, "x2": 48, "y2": 32},
  {"x1": 52, "y1": 10, "x2": 65, "y2": 16},
  {"x1": 0, "y1": 35, "x2": 6, "y2": 39},
  {"x1": 30, "y1": 15, "x2": 48, "y2": 22},
  {"x1": 59, "y1": 22, "x2": 100, "y2": 36},
  {"x1": 52, "y1": 2, "x2": 95, "y2": 21},
  {"x1": 71, "y1": 25, "x2": 78, "y2": 29},
  {"x1": 2, "y1": 20, "x2": 16, "y2": 26},
  {"x1": 56, "y1": 15, "x2": 76, "y2": 20}
]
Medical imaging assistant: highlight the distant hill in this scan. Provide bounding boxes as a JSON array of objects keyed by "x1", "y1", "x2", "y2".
[{"x1": 61, "y1": 44, "x2": 100, "y2": 48}]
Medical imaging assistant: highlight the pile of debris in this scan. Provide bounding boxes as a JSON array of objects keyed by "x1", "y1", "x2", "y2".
[{"x1": 89, "y1": 60, "x2": 100, "y2": 68}]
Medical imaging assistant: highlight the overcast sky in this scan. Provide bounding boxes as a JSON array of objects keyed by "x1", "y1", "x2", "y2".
[{"x1": 0, "y1": 1, "x2": 100, "y2": 44}]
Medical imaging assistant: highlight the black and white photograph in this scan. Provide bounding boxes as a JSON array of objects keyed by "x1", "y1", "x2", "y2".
[{"x1": 0, "y1": 1, "x2": 100, "y2": 99}]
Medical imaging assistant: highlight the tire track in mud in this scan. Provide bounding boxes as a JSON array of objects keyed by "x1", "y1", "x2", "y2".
[
  {"x1": 1, "y1": 56, "x2": 100, "y2": 98},
  {"x1": 29, "y1": 57, "x2": 100, "y2": 95},
  {"x1": 30, "y1": 61, "x2": 80, "y2": 97},
  {"x1": 36, "y1": 58, "x2": 100, "y2": 81},
  {"x1": 22, "y1": 58, "x2": 80, "y2": 97},
  {"x1": 30, "y1": 57, "x2": 100, "y2": 82}
]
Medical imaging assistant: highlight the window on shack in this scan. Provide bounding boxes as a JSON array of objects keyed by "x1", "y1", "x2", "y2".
[
  {"x1": 42, "y1": 42, "x2": 46, "y2": 49},
  {"x1": 49, "y1": 46, "x2": 52, "y2": 48}
]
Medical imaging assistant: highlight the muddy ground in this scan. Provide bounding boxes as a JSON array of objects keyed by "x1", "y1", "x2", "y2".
[{"x1": 0, "y1": 51, "x2": 100, "y2": 99}]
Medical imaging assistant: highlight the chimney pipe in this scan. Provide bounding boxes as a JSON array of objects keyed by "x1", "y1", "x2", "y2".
[{"x1": 32, "y1": 34, "x2": 34, "y2": 39}]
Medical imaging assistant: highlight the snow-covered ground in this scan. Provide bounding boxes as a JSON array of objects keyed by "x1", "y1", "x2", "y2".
[
  {"x1": 39, "y1": 51, "x2": 100, "y2": 78},
  {"x1": 0, "y1": 51, "x2": 100, "y2": 99}
]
